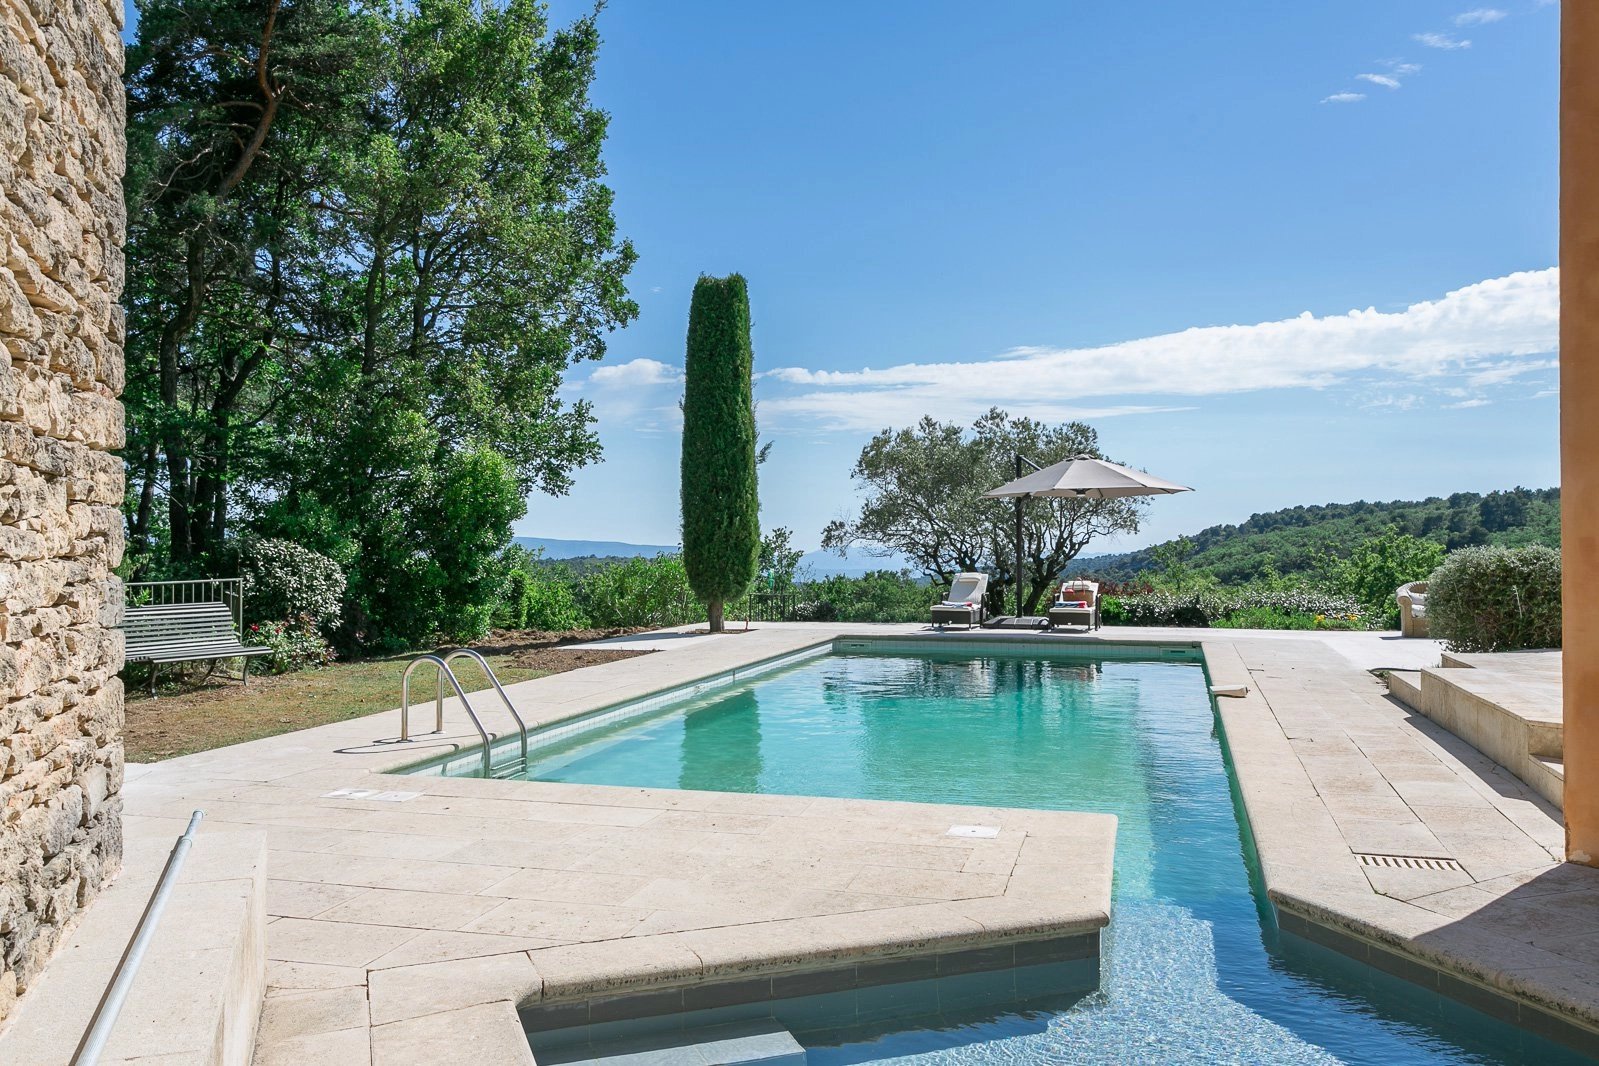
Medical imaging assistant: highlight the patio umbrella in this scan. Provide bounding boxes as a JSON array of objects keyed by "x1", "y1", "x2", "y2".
[{"x1": 982, "y1": 454, "x2": 1193, "y2": 617}]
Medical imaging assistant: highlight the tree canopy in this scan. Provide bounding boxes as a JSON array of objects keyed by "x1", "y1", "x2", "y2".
[
  {"x1": 823, "y1": 410, "x2": 1144, "y2": 614},
  {"x1": 1079, "y1": 487, "x2": 1561, "y2": 586},
  {"x1": 122, "y1": 0, "x2": 637, "y2": 647}
]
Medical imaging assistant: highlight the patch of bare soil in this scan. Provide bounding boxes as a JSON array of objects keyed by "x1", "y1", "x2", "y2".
[{"x1": 466, "y1": 627, "x2": 657, "y2": 672}]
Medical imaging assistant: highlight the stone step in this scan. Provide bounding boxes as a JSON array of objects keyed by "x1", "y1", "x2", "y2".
[
  {"x1": 1531, "y1": 755, "x2": 1566, "y2": 808},
  {"x1": 1383, "y1": 669, "x2": 1423, "y2": 711},
  {"x1": 540, "y1": 1021, "x2": 806, "y2": 1066},
  {"x1": 0, "y1": 826, "x2": 267, "y2": 1066},
  {"x1": 1406, "y1": 665, "x2": 1564, "y2": 809}
]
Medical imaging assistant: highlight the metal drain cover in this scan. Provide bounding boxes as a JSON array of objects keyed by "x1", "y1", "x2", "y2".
[{"x1": 1355, "y1": 852, "x2": 1465, "y2": 873}]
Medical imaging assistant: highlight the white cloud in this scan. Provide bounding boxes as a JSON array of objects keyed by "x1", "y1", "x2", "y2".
[
  {"x1": 577, "y1": 358, "x2": 684, "y2": 432},
  {"x1": 1455, "y1": 8, "x2": 1507, "y2": 26},
  {"x1": 1466, "y1": 357, "x2": 1558, "y2": 387},
  {"x1": 1414, "y1": 32, "x2": 1471, "y2": 49},
  {"x1": 1363, "y1": 393, "x2": 1424, "y2": 412},
  {"x1": 1321, "y1": 92, "x2": 1367, "y2": 104},
  {"x1": 588, "y1": 358, "x2": 683, "y2": 388},
  {"x1": 1357, "y1": 73, "x2": 1402, "y2": 89},
  {"x1": 763, "y1": 269, "x2": 1558, "y2": 432},
  {"x1": 1386, "y1": 61, "x2": 1423, "y2": 77},
  {"x1": 1445, "y1": 398, "x2": 1491, "y2": 408}
]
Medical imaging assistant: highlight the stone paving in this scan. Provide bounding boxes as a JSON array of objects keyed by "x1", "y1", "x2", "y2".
[
  {"x1": 10, "y1": 625, "x2": 1116, "y2": 1065},
  {"x1": 9, "y1": 622, "x2": 1599, "y2": 1062},
  {"x1": 1208, "y1": 637, "x2": 1599, "y2": 1047}
]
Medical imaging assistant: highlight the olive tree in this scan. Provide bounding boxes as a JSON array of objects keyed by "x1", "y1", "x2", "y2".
[{"x1": 823, "y1": 409, "x2": 1143, "y2": 613}]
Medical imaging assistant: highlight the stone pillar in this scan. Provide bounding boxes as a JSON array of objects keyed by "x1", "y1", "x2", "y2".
[
  {"x1": 0, "y1": 0, "x2": 127, "y2": 1019},
  {"x1": 1564, "y1": 3, "x2": 1599, "y2": 867}
]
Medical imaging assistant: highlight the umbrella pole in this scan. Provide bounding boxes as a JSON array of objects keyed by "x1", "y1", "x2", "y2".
[{"x1": 1014, "y1": 454, "x2": 1025, "y2": 618}]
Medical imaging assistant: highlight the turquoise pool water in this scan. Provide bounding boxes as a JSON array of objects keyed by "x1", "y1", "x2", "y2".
[{"x1": 473, "y1": 644, "x2": 1590, "y2": 1065}]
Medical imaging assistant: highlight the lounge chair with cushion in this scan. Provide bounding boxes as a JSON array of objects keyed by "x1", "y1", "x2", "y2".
[
  {"x1": 1397, "y1": 581, "x2": 1429, "y2": 638},
  {"x1": 1048, "y1": 580, "x2": 1101, "y2": 631},
  {"x1": 932, "y1": 573, "x2": 989, "y2": 629}
]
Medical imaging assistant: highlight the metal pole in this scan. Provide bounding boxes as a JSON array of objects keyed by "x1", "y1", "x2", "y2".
[
  {"x1": 72, "y1": 811, "x2": 205, "y2": 1066},
  {"x1": 1014, "y1": 453, "x2": 1026, "y2": 617}
]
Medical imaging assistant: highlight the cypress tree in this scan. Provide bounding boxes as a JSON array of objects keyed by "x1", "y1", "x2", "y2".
[{"x1": 681, "y1": 274, "x2": 761, "y2": 632}]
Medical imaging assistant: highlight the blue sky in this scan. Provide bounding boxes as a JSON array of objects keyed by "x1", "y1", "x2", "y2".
[
  {"x1": 126, "y1": 1, "x2": 1562, "y2": 556},
  {"x1": 533, "y1": 0, "x2": 1560, "y2": 554}
]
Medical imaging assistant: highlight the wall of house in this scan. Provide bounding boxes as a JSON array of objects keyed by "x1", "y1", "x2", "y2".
[
  {"x1": 0, "y1": 0, "x2": 127, "y2": 1018},
  {"x1": 1564, "y1": 4, "x2": 1599, "y2": 867}
]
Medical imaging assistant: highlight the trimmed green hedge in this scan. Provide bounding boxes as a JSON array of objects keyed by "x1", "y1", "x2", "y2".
[{"x1": 1427, "y1": 545, "x2": 1561, "y2": 652}]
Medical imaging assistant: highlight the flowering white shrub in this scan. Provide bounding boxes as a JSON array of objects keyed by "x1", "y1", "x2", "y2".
[
  {"x1": 1103, "y1": 586, "x2": 1364, "y2": 628},
  {"x1": 239, "y1": 537, "x2": 346, "y2": 629}
]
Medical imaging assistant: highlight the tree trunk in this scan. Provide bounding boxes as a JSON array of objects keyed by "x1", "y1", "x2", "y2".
[
  {"x1": 707, "y1": 599, "x2": 724, "y2": 633},
  {"x1": 130, "y1": 443, "x2": 158, "y2": 561}
]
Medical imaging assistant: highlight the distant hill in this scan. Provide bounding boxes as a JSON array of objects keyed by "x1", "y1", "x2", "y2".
[
  {"x1": 1070, "y1": 487, "x2": 1560, "y2": 584},
  {"x1": 515, "y1": 536, "x2": 678, "y2": 559},
  {"x1": 514, "y1": 536, "x2": 912, "y2": 578}
]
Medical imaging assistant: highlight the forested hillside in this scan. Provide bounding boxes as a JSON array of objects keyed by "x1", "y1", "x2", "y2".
[{"x1": 1076, "y1": 488, "x2": 1560, "y2": 584}]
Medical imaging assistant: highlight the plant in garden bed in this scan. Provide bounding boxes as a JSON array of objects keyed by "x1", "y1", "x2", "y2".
[
  {"x1": 1426, "y1": 545, "x2": 1561, "y2": 652},
  {"x1": 577, "y1": 555, "x2": 703, "y2": 629},
  {"x1": 239, "y1": 537, "x2": 346, "y2": 629},
  {"x1": 248, "y1": 616, "x2": 338, "y2": 673},
  {"x1": 1098, "y1": 582, "x2": 1366, "y2": 629}
]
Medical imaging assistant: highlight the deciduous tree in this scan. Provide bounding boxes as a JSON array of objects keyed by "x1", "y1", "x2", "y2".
[
  {"x1": 823, "y1": 410, "x2": 1144, "y2": 613},
  {"x1": 122, "y1": 0, "x2": 637, "y2": 647}
]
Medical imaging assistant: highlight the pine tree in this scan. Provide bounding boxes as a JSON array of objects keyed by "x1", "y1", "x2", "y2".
[{"x1": 680, "y1": 275, "x2": 760, "y2": 632}]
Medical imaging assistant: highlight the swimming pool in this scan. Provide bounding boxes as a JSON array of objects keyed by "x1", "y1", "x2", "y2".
[{"x1": 419, "y1": 641, "x2": 1591, "y2": 1064}]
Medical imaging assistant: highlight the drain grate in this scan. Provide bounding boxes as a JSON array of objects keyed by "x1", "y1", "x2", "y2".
[{"x1": 1355, "y1": 852, "x2": 1465, "y2": 873}]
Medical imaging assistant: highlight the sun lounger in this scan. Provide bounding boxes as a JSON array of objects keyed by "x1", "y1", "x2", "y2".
[
  {"x1": 931, "y1": 573, "x2": 989, "y2": 629},
  {"x1": 1048, "y1": 580, "x2": 1101, "y2": 630}
]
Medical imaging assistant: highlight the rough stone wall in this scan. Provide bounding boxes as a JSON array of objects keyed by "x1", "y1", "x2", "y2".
[{"x1": 0, "y1": 0, "x2": 126, "y2": 1022}]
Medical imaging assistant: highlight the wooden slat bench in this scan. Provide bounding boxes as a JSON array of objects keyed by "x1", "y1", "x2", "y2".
[{"x1": 123, "y1": 602, "x2": 272, "y2": 692}]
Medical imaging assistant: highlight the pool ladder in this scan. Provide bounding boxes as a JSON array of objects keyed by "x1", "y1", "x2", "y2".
[{"x1": 399, "y1": 649, "x2": 529, "y2": 779}]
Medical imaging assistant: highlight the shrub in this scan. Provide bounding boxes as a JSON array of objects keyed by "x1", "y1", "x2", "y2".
[
  {"x1": 1101, "y1": 583, "x2": 1365, "y2": 629},
  {"x1": 578, "y1": 555, "x2": 701, "y2": 628},
  {"x1": 239, "y1": 537, "x2": 346, "y2": 630},
  {"x1": 796, "y1": 571, "x2": 928, "y2": 623},
  {"x1": 521, "y1": 572, "x2": 586, "y2": 631},
  {"x1": 495, "y1": 568, "x2": 532, "y2": 629},
  {"x1": 1211, "y1": 606, "x2": 1362, "y2": 631},
  {"x1": 792, "y1": 599, "x2": 840, "y2": 622},
  {"x1": 1322, "y1": 529, "x2": 1445, "y2": 628},
  {"x1": 246, "y1": 616, "x2": 337, "y2": 673},
  {"x1": 1427, "y1": 545, "x2": 1562, "y2": 652}
]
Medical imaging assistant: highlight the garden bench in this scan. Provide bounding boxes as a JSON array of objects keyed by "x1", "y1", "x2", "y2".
[{"x1": 123, "y1": 601, "x2": 272, "y2": 692}]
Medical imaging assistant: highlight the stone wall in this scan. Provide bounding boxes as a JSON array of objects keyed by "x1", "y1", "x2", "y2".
[{"x1": 0, "y1": 0, "x2": 126, "y2": 1021}]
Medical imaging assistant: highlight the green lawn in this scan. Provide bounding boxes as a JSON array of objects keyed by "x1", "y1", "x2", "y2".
[{"x1": 124, "y1": 635, "x2": 645, "y2": 761}]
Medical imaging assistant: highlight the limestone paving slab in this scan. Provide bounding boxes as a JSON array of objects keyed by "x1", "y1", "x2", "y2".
[
  {"x1": 1208, "y1": 636, "x2": 1599, "y2": 1050},
  {"x1": 67, "y1": 624, "x2": 1118, "y2": 1063}
]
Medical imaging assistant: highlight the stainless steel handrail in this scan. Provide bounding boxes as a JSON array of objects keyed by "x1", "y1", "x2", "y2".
[
  {"x1": 71, "y1": 810, "x2": 205, "y2": 1066},
  {"x1": 399, "y1": 653, "x2": 449, "y2": 738},
  {"x1": 398, "y1": 652, "x2": 528, "y2": 778},
  {"x1": 442, "y1": 648, "x2": 529, "y2": 774},
  {"x1": 400, "y1": 655, "x2": 499, "y2": 776}
]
